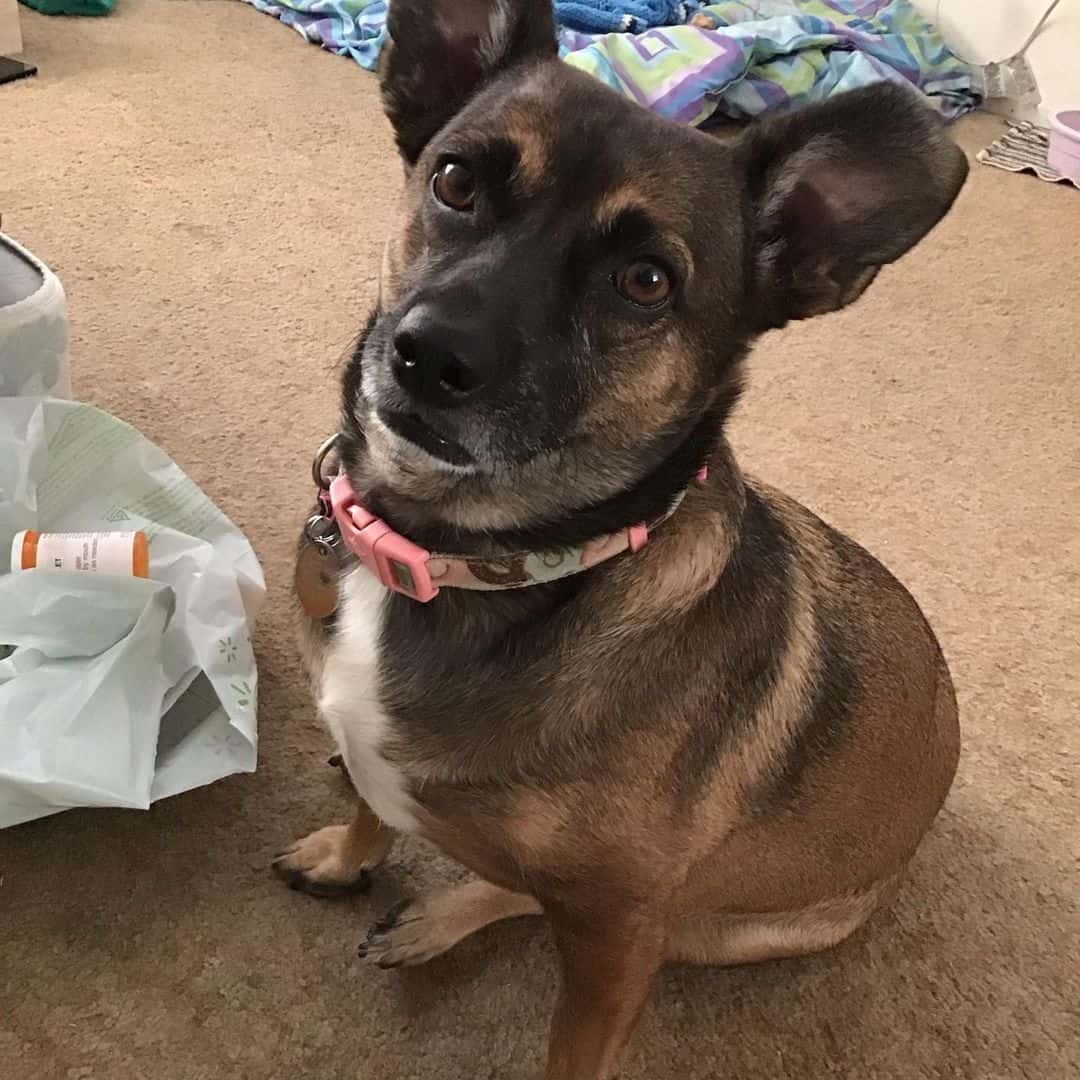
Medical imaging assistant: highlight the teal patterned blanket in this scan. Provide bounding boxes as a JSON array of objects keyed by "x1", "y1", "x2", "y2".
[{"x1": 239, "y1": 0, "x2": 980, "y2": 122}]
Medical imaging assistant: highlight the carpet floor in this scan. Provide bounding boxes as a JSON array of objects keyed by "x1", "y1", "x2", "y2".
[{"x1": 1, "y1": 3, "x2": 1078, "y2": 1078}]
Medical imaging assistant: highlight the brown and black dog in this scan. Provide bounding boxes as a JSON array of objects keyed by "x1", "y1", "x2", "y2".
[{"x1": 274, "y1": 2, "x2": 967, "y2": 1076}]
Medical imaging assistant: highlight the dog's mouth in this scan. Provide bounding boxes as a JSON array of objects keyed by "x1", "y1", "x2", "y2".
[{"x1": 377, "y1": 409, "x2": 476, "y2": 469}]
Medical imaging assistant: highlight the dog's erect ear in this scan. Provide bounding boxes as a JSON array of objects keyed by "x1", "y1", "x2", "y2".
[
  {"x1": 380, "y1": 0, "x2": 558, "y2": 165},
  {"x1": 738, "y1": 84, "x2": 969, "y2": 330}
]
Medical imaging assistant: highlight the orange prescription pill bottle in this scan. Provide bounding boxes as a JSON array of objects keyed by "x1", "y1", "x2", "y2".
[{"x1": 11, "y1": 530, "x2": 150, "y2": 578}]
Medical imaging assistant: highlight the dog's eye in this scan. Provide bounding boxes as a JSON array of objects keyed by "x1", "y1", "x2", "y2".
[
  {"x1": 616, "y1": 260, "x2": 672, "y2": 308},
  {"x1": 432, "y1": 161, "x2": 476, "y2": 211}
]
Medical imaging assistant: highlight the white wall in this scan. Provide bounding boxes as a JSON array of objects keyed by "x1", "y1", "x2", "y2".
[{"x1": 914, "y1": 0, "x2": 1080, "y2": 120}]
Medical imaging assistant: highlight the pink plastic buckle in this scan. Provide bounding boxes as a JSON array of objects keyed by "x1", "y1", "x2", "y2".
[
  {"x1": 328, "y1": 475, "x2": 438, "y2": 602},
  {"x1": 627, "y1": 522, "x2": 649, "y2": 553}
]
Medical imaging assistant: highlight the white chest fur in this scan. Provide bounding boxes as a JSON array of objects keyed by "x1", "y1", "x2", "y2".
[{"x1": 318, "y1": 568, "x2": 419, "y2": 833}]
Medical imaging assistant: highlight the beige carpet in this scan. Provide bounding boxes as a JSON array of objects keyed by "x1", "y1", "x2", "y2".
[{"x1": 2, "y1": 3, "x2": 1078, "y2": 1078}]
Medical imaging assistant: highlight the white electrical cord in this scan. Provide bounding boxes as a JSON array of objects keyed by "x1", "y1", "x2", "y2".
[{"x1": 934, "y1": 0, "x2": 1065, "y2": 65}]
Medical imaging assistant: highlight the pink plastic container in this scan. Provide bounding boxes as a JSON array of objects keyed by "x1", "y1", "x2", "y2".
[{"x1": 1048, "y1": 110, "x2": 1080, "y2": 182}]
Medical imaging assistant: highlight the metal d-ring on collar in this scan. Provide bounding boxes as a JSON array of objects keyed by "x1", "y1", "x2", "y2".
[
  {"x1": 305, "y1": 433, "x2": 343, "y2": 552},
  {"x1": 311, "y1": 432, "x2": 341, "y2": 493}
]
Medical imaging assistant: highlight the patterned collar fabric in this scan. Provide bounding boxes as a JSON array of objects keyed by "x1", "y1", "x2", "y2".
[{"x1": 421, "y1": 487, "x2": 691, "y2": 592}]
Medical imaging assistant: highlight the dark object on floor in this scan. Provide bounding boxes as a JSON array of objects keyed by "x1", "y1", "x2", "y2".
[
  {"x1": 19, "y1": 0, "x2": 113, "y2": 14},
  {"x1": 978, "y1": 120, "x2": 1079, "y2": 187},
  {"x1": 0, "y1": 56, "x2": 36, "y2": 85}
]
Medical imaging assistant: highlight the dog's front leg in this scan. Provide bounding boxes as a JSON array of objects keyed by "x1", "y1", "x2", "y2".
[{"x1": 543, "y1": 907, "x2": 666, "y2": 1080}]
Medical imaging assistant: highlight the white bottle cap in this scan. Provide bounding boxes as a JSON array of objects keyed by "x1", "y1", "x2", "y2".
[{"x1": 11, "y1": 530, "x2": 28, "y2": 573}]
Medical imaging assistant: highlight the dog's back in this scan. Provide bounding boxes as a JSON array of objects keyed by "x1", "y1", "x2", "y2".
[{"x1": 677, "y1": 482, "x2": 959, "y2": 922}]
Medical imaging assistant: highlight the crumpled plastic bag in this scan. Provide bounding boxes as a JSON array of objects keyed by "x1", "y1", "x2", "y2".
[{"x1": 0, "y1": 397, "x2": 265, "y2": 827}]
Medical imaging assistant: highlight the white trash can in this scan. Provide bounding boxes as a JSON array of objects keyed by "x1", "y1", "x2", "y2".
[{"x1": 0, "y1": 233, "x2": 72, "y2": 399}]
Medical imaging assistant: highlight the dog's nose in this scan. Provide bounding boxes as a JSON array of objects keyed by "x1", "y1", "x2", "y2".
[{"x1": 391, "y1": 304, "x2": 496, "y2": 409}]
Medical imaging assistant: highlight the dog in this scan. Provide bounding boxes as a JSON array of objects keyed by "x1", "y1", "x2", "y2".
[{"x1": 274, "y1": 2, "x2": 967, "y2": 1076}]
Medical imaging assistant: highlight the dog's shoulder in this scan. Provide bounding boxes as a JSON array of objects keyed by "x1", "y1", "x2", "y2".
[{"x1": 746, "y1": 477, "x2": 936, "y2": 631}]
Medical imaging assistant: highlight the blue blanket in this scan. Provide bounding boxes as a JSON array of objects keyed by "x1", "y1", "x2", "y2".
[{"x1": 239, "y1": 0, "x2": 981, "y2": 122}]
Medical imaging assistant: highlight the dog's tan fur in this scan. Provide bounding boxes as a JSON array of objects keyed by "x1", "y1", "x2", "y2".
[
  {"x1": 273, "y1": 805, "x2": 394, "y2": 896},
  {"x1": 501, "y1": 103, "x2": 554, "y2": 194}
]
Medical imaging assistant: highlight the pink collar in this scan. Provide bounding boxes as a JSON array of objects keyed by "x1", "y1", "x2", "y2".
[{"x1": 324, "y1": 466, "x2": 706, "y2": 604}]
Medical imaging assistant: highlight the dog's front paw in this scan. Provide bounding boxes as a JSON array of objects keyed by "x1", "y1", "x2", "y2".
[
  {"x1": 359, "y1": 898, "x2": 456, "y2": 968},
  {"x1": 272, "y1": 825, "x2": 375, "y2": 897},
  {"x1": 359, "y1": 881, "x2": 541, "y2": 967}
]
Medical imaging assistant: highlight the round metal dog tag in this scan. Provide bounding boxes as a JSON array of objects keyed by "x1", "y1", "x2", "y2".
[{"x1": 295, "y1": 542, "x2": 340, "y2": 618}]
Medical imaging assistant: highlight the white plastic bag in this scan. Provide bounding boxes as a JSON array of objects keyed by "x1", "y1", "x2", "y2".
[{"x1": 0, "y1": 397, "x2": 265, "y2": 827}]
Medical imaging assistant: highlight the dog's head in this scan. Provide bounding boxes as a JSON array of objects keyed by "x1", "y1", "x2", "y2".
[{"x1": 343, "y1": 0, "x2": 967, "y2": 541}]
